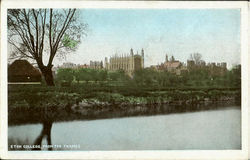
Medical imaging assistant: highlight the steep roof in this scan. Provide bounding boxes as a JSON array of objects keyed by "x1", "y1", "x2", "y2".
[{"x1": 8, "y1": 60, "x2": 41, "y2": 76}]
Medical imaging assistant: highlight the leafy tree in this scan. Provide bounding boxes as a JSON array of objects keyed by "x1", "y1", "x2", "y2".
[
  {"x1": 91, "y1": 69, "x2": 100, "y2": 83},
  {"x1": 56, "y1": 68, "x2": 74, "y2": 83},
  {"x1": 108, "y1": 70, "x2": 125, "y2": 81},
  {"x1": 76, "y1": 68, "x2": 92, "y2": 83},
  {"x1": 99, "y1": 70, "x2": 108, "y2": 82},
  {"x1": 108, "y1": 71, "x2": 119, "y2": 81},
  {"x1": 73, "y1": 69, "x2": 81, "y2": 84},
  {"x1": 133, "y1": 68, "x2": 158, "y2": 86},
  {"x1": 8, "y1": 9, "x2": 87, "y2": 86},
  {"x1": 229, "y1": 65, "x2": 241, "y2": 88},
  {"x1": 117, "y1": 70, "x2": 130, "y2": 82}
]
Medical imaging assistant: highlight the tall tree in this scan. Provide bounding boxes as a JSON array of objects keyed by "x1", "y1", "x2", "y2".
[
  {"x1": 8, "y1": 9, "x2": 87, "y2": 86},
  {"x1": 189, "y1": 53, "x2": 202, "y2": 65}
]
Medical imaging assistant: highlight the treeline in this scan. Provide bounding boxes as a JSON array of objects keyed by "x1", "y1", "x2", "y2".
[
  {"x1": 133, "y1": 65, "x2": 241, "y2": 88},
  {"x1": 55, "y1": 65, "x2": 241, "y2": 88},
  {"x1": 55, "y1": 68, "x2": 130, "y2": 84}
]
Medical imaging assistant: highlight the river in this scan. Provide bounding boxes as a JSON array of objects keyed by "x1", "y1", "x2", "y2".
[{"x1": 8, "y1": 106, "x2": 241, "y2": 150}]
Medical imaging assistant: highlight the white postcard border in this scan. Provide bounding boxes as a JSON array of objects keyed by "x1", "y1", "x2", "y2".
[{"x1": 0, "y1": 1, "x2": 248, "y2": 159}]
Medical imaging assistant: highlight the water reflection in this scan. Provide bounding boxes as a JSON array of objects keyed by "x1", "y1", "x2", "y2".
[
  {"x1": 9, "y1": 106, "x2": 241, "y2": 150},
  {"x1": 33, "y1": 120, "x2": 53, "y2": 150},
  {"x1": 32, "y1": 105, "x2": 59, "y2": 151}
]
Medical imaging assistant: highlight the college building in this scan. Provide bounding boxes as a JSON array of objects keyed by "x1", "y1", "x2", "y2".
[{"x1": 105, "y1": 48, "x2": 144, "y2": 76}]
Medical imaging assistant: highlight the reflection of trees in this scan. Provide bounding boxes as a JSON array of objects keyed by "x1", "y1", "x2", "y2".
[
  {"x1": 32, "y1": 106, "x2": 55, "y2": 151},
  {"x1": 33, "y1": 119, "x2": 53, "y2": 151},
  {"x1": 32, "y1": 102, "x2": 72, "y2": 151}
]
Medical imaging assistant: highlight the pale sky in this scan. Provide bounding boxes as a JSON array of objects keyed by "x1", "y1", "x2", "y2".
[{"x1": 18, "y1": 9, "x2": 243, "y2": 68}]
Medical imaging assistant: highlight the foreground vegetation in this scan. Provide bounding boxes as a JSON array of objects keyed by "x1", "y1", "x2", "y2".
[
  {"x1": 8, "y1": 83, "x2": 240, "y2": 125},
  {"x1": 8, "y1": 65, "x2": 241, "y2": 125}
]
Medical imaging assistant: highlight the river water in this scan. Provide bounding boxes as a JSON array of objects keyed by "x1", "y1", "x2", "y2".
[{"x1": 8, "y1": 106, "x2": 241, "y2": 150}]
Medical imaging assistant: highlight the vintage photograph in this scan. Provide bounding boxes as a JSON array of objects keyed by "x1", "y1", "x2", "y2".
[
  {"x1": 7, "y1": 8, "x2": 241, "y2": 151},
  {"x1": 1, "y1": 1, "x2": 248, "y2": 159}
]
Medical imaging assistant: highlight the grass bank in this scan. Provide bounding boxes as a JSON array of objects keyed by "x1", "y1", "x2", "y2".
[{"x1": 8, "y1": 84, "x2": 241, "y2": 125}]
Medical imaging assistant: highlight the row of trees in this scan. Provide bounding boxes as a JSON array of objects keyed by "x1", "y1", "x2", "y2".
[
  {"x1": 132, "y1": 67, "x2": 240, "y2": 88},
  {"x1": 56, "y1": 68, "x2": 130, "y2": 84},
  {"x1": 56, "y1": 65, "x2": 241, "y2": 88}
]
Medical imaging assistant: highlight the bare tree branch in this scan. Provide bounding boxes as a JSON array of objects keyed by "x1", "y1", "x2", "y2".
[
  {"x1": 8, "y1": 40, "x2": 34, "y2": 59},
  {"x1": 23, "y1": 9, "x2": 36, "y2": 57},
  {"x1": 8, "y1": 8, "x2": 86, "y2": 86},
  {"x1": 47, "y1": 9, "x2": 76, "y2": 67},
  {"x1": 32, "y1": 9, "x2": 39, "y2": 54}
]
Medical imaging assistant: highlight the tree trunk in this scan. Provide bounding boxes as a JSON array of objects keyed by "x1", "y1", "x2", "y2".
[{"x1": 41, "y1": 66, "x2": 55, "y2": 86}]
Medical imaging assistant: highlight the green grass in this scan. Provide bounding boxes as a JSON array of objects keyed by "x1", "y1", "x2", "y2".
[
  {"x1": 8, "y1": 83, "x2": 240, "y2": 109},
  {"x1": 8, "y1": 83, "x2": 241, "y2": 125}
]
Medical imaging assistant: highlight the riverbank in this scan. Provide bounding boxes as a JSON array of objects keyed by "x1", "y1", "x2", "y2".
[{"x1": 8, "y1": 84, "x2": 241, "y2": 125}]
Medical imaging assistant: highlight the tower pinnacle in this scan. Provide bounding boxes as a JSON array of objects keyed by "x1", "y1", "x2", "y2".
[{"x1": 130, "y1": 48, "x2": 134, "y2": 56}]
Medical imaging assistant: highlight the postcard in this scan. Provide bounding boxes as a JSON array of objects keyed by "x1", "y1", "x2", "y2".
[{"x1": 0, "y1": 0, "x2": 249, "y2": 159}]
